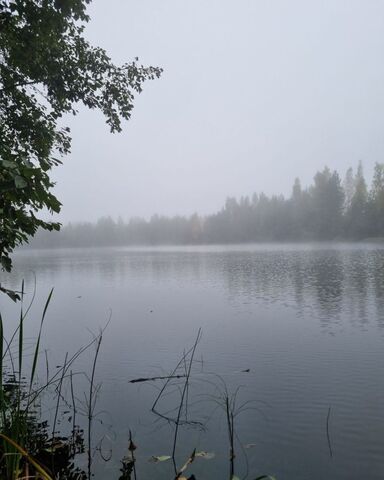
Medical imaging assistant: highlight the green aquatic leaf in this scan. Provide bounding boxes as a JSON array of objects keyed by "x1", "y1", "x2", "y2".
[
  {"x1": 195, "y1": 451, "x2": 215, "y2": 459},
  {"x1": 149, "y1": 455, "x2": 171, "y2": 463}
]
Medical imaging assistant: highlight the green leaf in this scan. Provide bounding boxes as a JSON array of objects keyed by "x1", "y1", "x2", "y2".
[
  {"x1": 0, "y1": 256, "x2": 12, "y2": 272},
  {"x1": 14, "y1": 175, "x2": 28, "y2": 189},
  {"x1": 0, "y1": 0, "x2": 161, "y2": 271},
  {"x1": 1, "y1": 159, "x2": 17, "y2": 169},
  {"x1": 4, "y1": 289, "x2": 21, "y2": 302}
]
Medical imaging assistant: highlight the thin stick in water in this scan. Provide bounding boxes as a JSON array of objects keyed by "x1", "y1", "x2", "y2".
[{"x1": 326, "y1": 406, "x2": 333, "y2": 458}]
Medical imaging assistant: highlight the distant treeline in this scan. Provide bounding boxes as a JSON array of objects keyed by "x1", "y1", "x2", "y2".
[{"x1": 28, "y1": 162, "x2": 384, "y2": 248}]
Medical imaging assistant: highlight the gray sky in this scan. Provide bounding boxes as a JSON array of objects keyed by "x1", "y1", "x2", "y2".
[{"x1": 52, "y1": 0, "x2": 384, "y2": 223}]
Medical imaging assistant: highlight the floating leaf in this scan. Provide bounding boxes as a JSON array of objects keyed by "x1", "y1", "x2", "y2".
[
  {"x1": 195, "y1": 451, "x2": 215, "y2": 460},
  {"x1": 149, "y1": 455, "x2": 171, "y2": 463},
  {"x1": 44, "y1": 442, "x2": 65, "y2": 453},
  {"x1": 245, "y1": 443, "x2": 257, "y2": 449},
  {"x1": 254, "y1": 476, "x2": 277, "y2": 480}
]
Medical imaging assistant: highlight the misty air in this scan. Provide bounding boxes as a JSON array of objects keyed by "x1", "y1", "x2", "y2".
[{"x1": 1, "y1": 2, "x2": 384, "y2": 480}]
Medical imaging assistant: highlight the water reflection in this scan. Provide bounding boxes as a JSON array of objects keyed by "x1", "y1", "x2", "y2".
[
  {"x1": 5, "y1": 244, "x2": 384, "y2": 335},
  {"x1": 3, "y1": 244, "x2": 384, "y2": 480}
]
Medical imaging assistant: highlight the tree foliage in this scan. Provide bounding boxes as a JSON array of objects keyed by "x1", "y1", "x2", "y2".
[
  {"x1": 28, "y1": 163, "x2": 384, "y2": 249},
  {"x1": 0, "y1": 0, "x2": 162, "y2": 271}
]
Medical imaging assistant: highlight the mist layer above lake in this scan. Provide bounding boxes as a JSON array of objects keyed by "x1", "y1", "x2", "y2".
[{"x1": 3, "y1": 243, "x2": 384, "y2": 479}]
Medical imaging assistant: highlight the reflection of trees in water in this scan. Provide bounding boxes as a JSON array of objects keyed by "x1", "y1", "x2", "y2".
[
  {"x1": 310, "y1": 252, "x2": 344, "y2": 327},
  {"x1": 291, "y1": 253, "x2": 305, "y2": 312},
  {"x1": 212, "y1": 248, "x2": 383, "y2": 331},
  {"x1": 3, "y1": 253, "x2": 68, "y2": 289},
  {"x1": 372, "y1": 250, "x2": 384, "y2": 328},
  {"x1": 343, "y1": 251, "x2": 370, "y2": 327},
  {"x1": 220, "y1": 250, "x2": 345, "y2": 328},
  {"x1": 8, "y1": 246, "x2": 384, "y2": 330},
  {"x1": 222, "y1": 251, "x2": 298, "y2": 307}
]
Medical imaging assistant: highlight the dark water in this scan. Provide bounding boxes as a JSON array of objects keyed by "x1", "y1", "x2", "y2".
[{"x1": 2, "y1": 243, "x2": 384, "y2": 479}]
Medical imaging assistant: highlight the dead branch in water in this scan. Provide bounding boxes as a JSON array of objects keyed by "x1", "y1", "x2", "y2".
[{"x1": 129, "y1": 374, "x2": 187, "y2": 383}]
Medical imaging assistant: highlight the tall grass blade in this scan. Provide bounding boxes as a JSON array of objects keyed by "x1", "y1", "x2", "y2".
[
  {"x1": 88, "y1": 333, "x2": 103, "y2": 480},
  {"x1": 0, "y1": 433, "x2": 53, "y2": 480},
  {"x1": 18, "y1": 280, "x2": 25, "y2": 381},
  {"x1": 29, "y1": 288, "x2": 54, "y2": 392},
  {"x1": 0, "y1": 312, "x2": 3, "y2": 389},
  {"x1": 0, "y1": 313, "x2": 5, "y2": 426}
]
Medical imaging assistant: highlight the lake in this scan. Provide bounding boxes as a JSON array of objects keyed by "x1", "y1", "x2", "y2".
[{"x1": 2, "y1": 243, "x2": 384, "y2": 479}]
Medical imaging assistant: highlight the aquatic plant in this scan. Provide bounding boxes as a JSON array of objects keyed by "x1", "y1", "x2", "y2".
[
  {"x1": 0, "y1": 282, "x2": 97, "y2": 479},
  {"x1": 0, "y1": 284, "x2": 275, "y2": 479}
]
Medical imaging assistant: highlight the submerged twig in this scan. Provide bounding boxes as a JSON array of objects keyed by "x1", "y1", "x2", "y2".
[{"x1": 129, "y1": 374, "x2": 187, "y2": 383}]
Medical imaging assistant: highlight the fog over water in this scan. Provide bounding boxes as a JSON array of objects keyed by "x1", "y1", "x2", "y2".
[
  {"x1": 4, "y1": 244, "x2": 384, "y2": 479},
  {"x1": 51, "y1": 0, "x2": 384, "y2": 223},
  {"x1": 4, "y1": 2, "x2": 384, "y2": 479}
]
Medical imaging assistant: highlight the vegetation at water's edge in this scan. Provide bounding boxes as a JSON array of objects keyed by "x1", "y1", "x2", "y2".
[
  {"x1": 29, "y1": 162, "x2": 384, "y2": 248},
  {"x1": 0, "y1": 285, "x2": 89, "y2": 479},
  {"x1": 0, "y1": 0, "x2": 162, "y2": 272},
  {"x1": 0, "y1": 289, "x2": 275, "y2": 480}
]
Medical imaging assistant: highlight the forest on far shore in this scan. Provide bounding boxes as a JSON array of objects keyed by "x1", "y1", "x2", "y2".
[{"x1": 28, "y1": 162, "x2": 384, "y2": 248}]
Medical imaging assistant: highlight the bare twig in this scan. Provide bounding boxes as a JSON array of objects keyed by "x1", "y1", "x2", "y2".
[
  {"x1": 171, "y1": 329, "x2": 202, "y2": 473},
  {"x1": 87, "y1": 333, "x2": 103, "y2": 479},
  {"x1": 129, "y1": 374, "x2": 186, "y2": 383},
  {"x1": 326, "y1": 406, "x2": 333, "y2": 458}
]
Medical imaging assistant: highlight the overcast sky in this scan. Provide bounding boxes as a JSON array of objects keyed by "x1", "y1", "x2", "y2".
[{"x1": 52, "y1": 0, "x2": 384, "y2": 223}]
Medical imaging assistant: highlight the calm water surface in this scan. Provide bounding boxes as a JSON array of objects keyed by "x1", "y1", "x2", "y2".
[{"x1": 2, "y1": 243, "x2": 384, "y2": 479}]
